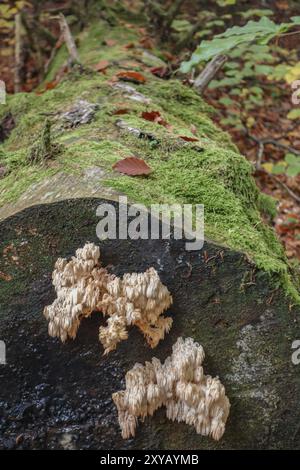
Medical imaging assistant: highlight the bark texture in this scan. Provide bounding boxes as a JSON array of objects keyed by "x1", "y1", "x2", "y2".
[{"x1": 0, "y1": 198, "x2": 300, "y2": 450}]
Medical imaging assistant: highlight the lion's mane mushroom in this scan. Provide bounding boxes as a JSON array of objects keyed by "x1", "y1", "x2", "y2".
[
  {"x1": 44, "y1": 243, "x2": 173, "y2": 353},
  {"x1": 112, "y1": 337, "x2": 230, "y2": 440}
]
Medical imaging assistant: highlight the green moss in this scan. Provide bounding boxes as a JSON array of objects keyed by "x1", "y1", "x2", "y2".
[
  {"x1": 0, "y1": 18, "x2": 298, "y2": 302},
  {"x1": 27, "y1": 119, "x2": 62, "y2": 164},
  {"x1": 0, "y1": 165, "x2": 56, "y2": 204},
  {"x1": 257, "y1": 192, "x2": 278, "y2": 219}
]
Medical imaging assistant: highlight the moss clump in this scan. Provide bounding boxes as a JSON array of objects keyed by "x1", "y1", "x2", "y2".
[
  {"x1": 27, "y1": 120, "x2": 62, "y2": 164},
  {"x1": 0, "y1": 19, "x2": 298, "y2": 302}
]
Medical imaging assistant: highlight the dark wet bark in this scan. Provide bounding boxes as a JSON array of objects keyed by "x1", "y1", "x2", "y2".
[{"x1": 0, "y1": 198, "x2": 300, "y2": 449}]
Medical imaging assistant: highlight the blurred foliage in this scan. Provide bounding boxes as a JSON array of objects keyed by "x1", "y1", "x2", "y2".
[{"x1": 0, "y1": 1, "x2": 29, "y2": 29}]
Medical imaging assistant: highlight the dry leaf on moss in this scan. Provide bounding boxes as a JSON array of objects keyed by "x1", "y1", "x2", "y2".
[
  {"x1": 94, "y1": 60, "x2": 110, "y2": 72},
  {"x1": 117, "y1": 70, "x2": 146, "y2": 84},
  {"x1": 141, "y1": 110, "x2": 169, "y2": 128},
  {"x1": 113, "y1": 157, "x2": 152, "y2": 176}
]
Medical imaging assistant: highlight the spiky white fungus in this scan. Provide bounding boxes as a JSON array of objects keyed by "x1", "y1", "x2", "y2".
[
  {"x1": 44, "y1": 243, "x2": 173, "y2": 354},
  {"x1": 112, "y1": 337, "x2": 230, "y2": 441}
]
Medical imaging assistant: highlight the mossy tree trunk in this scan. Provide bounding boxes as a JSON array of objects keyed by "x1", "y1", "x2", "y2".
[{"x1": 0, "y1": 10, "x2": 300, "y2": 450}]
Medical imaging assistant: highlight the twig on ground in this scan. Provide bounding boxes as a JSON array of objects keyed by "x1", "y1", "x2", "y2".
[
  {"x1": 242, "y1": 123, "x2": 300, "y2": 203},
  {"x1": 260, "y1": 138, "x2": 300, "y2": 157},
  {"x1": 269, "y1": 173, "x2": 300, "y2": 203},
  {"x1": 243, "y1": 122, "x2": 300, "y2": 169}
]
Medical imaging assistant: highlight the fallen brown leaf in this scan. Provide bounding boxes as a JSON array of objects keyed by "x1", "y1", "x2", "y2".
[
  {"x1": 124, "y1": 42, "x2": 135, "y2": 49},
  {"x1": 94, "y1": 59, "x2": 110, "y2": 72},
  {"x1": 44, "y1": 80, "x2": 58, "y2": 91},
  {"x1": 117, "y1": 70, "x2": 146, "y2": 84},
  {"x1": 139, "y1": 37, "x2": 154, "y2": 50},
  {"x1": 179, "y1": 135, "x2": 199, "y2": 142},
  {"x1": 141, "y1": 110, "x2": 169, "y2": 127},
  {"x1": 113, "y1": 157, "x2": 152, "y2": 176},
  {"x1": 112, "y1": 108, "x2": 130, "y2": 115},
  {"x1": 150, "y1": 66, "x2": 169, "y2": 78}
]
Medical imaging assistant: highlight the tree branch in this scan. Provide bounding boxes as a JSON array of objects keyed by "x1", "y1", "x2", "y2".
[
  {"x1": 58, "y1": 13, "x2": 80, "y2": 64},
  {"x1": 193, "y1": 55, "x2": 227, "y2": 95}
]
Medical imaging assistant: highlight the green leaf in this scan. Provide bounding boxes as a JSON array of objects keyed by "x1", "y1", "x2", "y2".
[
  {"x1": 220, "y1": 17, "x2": 283, "y2": 38},
  {"x1": 208, "y1": 77, "x2": 240, "y2": 88},
  {"x1": 268, "y1": 64, "x2": 290, "y2": 81},
  {"x1": 180, "y1": 17, "x2": 295, "y2": 73},
  {"x1": 255, "y1": 64, "x2": 273, "y2": 75},
  {"x1": 286, "y1": 165, "x2": 300, "y2": 177},
  {"x1": 216, "y1": 0, "x2": 236, "y2": 6},
  {"x1": 250, "y1": 86, "x2": 263, "y2": 95},
  {"x1": 287, "y1": 109, "x2": 300, "y2": 120},
  {"x1": 195, "y1": 29, "x2": 212, "y2": 39},
  {"x1": 271, "y1": 162, "x2": 286, "y2": 175},
  {"x1": 224, "y1": 61, "x2": 239, "y2": 69},
  {"x1": 229, "y1": 88, "x2": 240, "y2": 95},
  {"x1": 172, "y1": 19, "x2": 192, "y2": 32},
  {"x1": 285, "y1": 153, "x2": 299, "y2": 165},
  {"x1": 206, "y1": 20, "x2": 225, "y2": 28},
  {"x1": 239, "y1": 9, "x2": 273, "y2": 19},
  {"x1": 219, "y1": 97, "x2": 235, "y2": 106},
  {"x1": 272, "y1": 163, "x2": 286, "y2": 175}
]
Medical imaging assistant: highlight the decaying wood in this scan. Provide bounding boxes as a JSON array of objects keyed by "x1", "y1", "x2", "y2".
[
  {"x1": 58, "y1": 13, "x2": 80, "y2": 64},
  {"x1": 194, "y1": 54, "x2": 227, "y2": 95}
]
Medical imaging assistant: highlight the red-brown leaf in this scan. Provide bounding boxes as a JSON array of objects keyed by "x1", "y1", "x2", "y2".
[
  {"x1": 104, "y1": 39, "x2": 117, "y2": 46},
  {"x1": 150, "y1": 66, "x2": 169, "y2": 78},
  {"x1": 142, "y1": 110, "x2": 161, "y2": 121},
  {"x1": 94, "y1": 59, "x2": 110, "y2": 72},
  {"x1": 117, "y1": 70, "x2": 146, "y2": 84},
  {"x1": 124, "y1": 42, "x2": 135, "y2": 49},
  {"x1": 112, "y1": 108, "x2": 130, "y2": 115},
  {"x1": 179, "y1": 135, "x2": 199, "y2": 142},
  {"x1": 139, "y1": 37, "x2": 154, "y2": 50},
  {"x1": 141, "y1": 110, "x2": 169, "y2": 128},
  {"x1": 45, "y1": 80, "x2": 58, "y2": 90},
  {"x1": 113, "y1": 157, "x2": 152, "y2": 176}
]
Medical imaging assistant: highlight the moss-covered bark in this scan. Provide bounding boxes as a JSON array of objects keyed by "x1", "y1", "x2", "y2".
[{"x1": 0, "y1": 18, "x2": 299, "y2": 295}]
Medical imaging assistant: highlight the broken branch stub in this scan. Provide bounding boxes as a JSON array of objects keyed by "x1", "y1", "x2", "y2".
[
  {"x1": 58, "y1": 13, "x2": 80, "y2": 64},
  {"x1": 194, "y1": 55, "x2": 227, "y2": 95}
]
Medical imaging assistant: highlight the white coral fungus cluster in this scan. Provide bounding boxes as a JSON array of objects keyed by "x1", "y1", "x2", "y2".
[
  {"x1": 43, "y1": 243, "x2": 173, "y2": 354},
  {"x1": 112, "y1": 337, "x2": 230, "y2": 441}
]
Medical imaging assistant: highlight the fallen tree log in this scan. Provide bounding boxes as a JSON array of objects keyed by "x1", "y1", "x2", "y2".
[
  {"x1": 0, "y1": 198, "x2": 300, "y2": 449},
  {"x1": 1, "y1": 10, "x2": 300, "y2": 450}
]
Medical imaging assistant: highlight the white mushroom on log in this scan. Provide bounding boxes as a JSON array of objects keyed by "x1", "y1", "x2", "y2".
[
  {"x1": 44, "y1": 243, "x2": 173, "y2": 354},
  {"x1": 113, "y1": 337, "x2": 230, "y2": 441}
]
